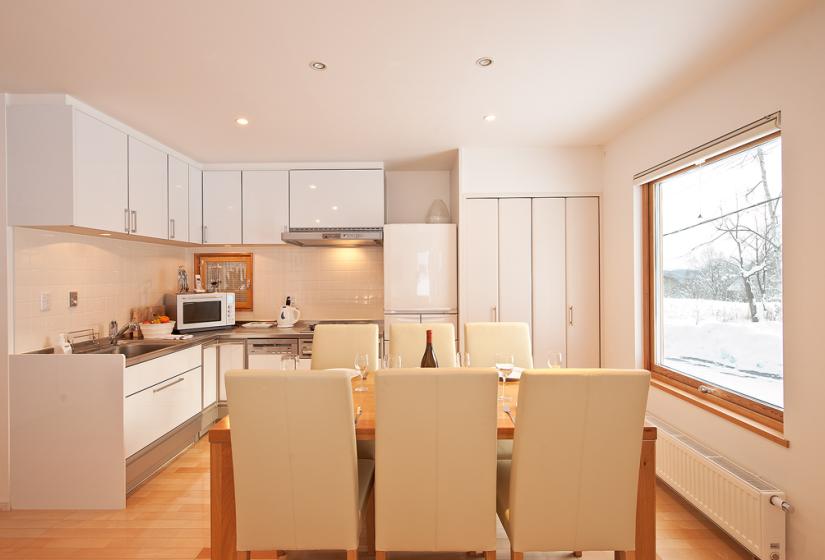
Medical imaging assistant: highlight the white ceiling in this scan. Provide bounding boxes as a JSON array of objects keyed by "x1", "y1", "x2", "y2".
[{"x1": 0, "y1": 0, "x2": 809, "y2": 169}]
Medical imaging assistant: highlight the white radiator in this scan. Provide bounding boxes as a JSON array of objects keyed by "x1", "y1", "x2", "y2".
[{"x1": 647, "y1": 415, "x2": 787, "y2": 560}]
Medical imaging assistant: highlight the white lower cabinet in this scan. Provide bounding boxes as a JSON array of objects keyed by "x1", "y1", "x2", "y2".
[
  {"x1": 124, "y1": 367, "x2": 202, "y2": 457},
  {"x1": 218, "y1": 341, "x2": 245, "y2": 401},
  {"x1": 202, "y1": 343, "x2": 218, "y2": 408}
]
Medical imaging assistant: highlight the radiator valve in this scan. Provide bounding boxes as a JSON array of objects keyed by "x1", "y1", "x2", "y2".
[{"x1": 770, "y1": 495, "x2": 792, "y2": 513}]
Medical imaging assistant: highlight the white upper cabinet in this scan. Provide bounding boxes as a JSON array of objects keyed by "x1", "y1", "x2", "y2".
[
  {"x1": 188, "y1": 166, "x2": 203, "y2": 244},
  {"x1": 7, "y1": 105, "x2": 129, "y2": 233},
  {"x1": 288, "y1": 169, "x2": 384, "y2": 229},
  {"x1": 127, "y1": 137, "x2": 169, "y2": 240},
  {"x1": 167, "y1": 156, "x2": 189, "y2": 242},
  {"x1": 203, "y1": 171, "x2": 242, "y2": 245},
  {"x1": 463, "y1": 198, "x2": 499, "y2": 324},
  {"x1": 74, "y1": 111, "x2": 130, "y2": 233},
  {"x1": 242, "y1": 170, "x2": 288, "y2": 244}
]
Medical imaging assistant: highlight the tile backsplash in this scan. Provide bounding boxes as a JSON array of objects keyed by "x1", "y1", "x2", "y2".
[
  {"x1": 13, "y1": 228, "x2": 187, "y2": 353},
  {"x1": 187, "y1": 245, "x2": 384, "y2": 322},
  {"x1": 13, "y1": 228, "x2": 384, "y2": 353}
]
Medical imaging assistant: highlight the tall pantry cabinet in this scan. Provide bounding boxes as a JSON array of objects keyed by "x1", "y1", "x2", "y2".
[{"x1": 462, "y1": 196, "x2": 600, "y2": 367}]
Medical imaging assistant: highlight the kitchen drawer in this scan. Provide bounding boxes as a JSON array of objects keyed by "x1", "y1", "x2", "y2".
[
  {"x1": 124, "y1": 345, "x2": 201, "y2": 397},
  {"x1": 124, "y1": 366, "x2": 202, "y2": 457}
]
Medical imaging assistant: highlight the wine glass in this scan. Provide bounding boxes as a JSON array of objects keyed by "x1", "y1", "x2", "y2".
[
  {"x1": 495, "y1": 353, "x2": 514, "y2": 401},
  {"x1": 354, "y1": 353, "x2": 369, "y2": 392},
  {"x1": 382, "y1": 354, "x2": 402, "y2": 369},
  {"x1": 547, "y1": 351, "x2": 563, "y2": 368}
]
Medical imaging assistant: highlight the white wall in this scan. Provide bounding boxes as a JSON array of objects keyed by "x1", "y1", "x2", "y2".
[
  {"x1": 601, "y1": 2, "x2": 825, "y2": 557},
  {"x1": 0, "y1": 94, "x2": 10, "y2": 507},
  {"x1": 12, "y1": 228, "x2": 187, "y2": 353},
  {"x1": 385, "y1": 170, "x2": 451, "y2": 223},
  {"x1": 459, "y1": 146, "x2": 603, "y2": 195}
]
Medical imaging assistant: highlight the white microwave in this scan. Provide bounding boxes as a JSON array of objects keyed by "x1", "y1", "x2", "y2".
[{"x1": 165, "y1": 292, "x2": 236, "y2": 332}]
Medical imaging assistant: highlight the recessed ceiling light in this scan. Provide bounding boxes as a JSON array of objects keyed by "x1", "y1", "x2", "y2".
[
  {"x1": 235, "y1": 117, "x2": 249, "y2": 126},
  {"x1": 310, "y1": 61, "x2": 327, "y2": 70},
  {"x1": 476, "y1": 57, "x2": 493, "y2": 67},
  {"x1": 309, "y1": 184, "x2": 317, "y2": 190},
  {"x1": 331, "y1": 205, "x2": 339, "y2": 211},
  {"x1": 483, "y1": 114, "x2": 497, "y2": 122},
  {"x1": 315, "y1": 218, "x2": 321, "y2": 223}
]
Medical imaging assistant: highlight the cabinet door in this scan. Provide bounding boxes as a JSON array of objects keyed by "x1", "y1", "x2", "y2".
[
  {"x1": 218, "y1": 342, "x2": 245, "y2": 401},
  {"x1": 296, "y1": 358, "x2": 312, "y2": 371},
  {"x1": 203, "y1": 344, "x2": 217, "y2": 408},
  {"x1": 532, "y1": 198, "x2": 567, "y2": 367},
  {"x1": 127, "y1": 137, "x2": 169, "y2": 239},
  {"x1": 167, "y1": 156, "x2": 189, "y2": 242},
  {"x1": 498, "y1": 199, "x2": 532, "y2": 330},
  {"x1": 124, "y1": 367, "x2": 201, "y2": 457},
  {"x1": 463, "y1": 199, "x2": 499, "y2": 324},
  {"x1": 74, "y1": 111, "x2": 129, "y2": 233},
  {"x1": 242, "y1": 170, "x2": 288, "y2": 244},
  {"x1": 203, "y1": 171, "x2": 242, "y2": 244},
  {"x1": 566, "y1": 197, "x2": 600, "y2": 367},
  {"x1": 188, "y1": 166, "x2": 203, "y2": 244},
  {"x1": 289, "y1": 169, "x2": 384, "y2": 229}
]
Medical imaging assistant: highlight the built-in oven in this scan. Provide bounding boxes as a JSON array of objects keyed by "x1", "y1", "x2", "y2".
[{"x1": 164, "y1": 292, "x2": 236, "y2": 332}]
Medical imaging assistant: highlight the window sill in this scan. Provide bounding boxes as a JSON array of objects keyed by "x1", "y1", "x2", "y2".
[{"x1": 650, "y1": 378, "x2": 789, "y2": 448}]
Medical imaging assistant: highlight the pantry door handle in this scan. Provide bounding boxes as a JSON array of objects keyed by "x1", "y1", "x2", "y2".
[
  {"x1": 170, "y1": 218, "x2": 175, "y2": 239},
  {"x1": 130, "y1": 210, "x2": 137, "y2": 233},
  {"x1": 153, "y1": 377, "x2": 184, "y2": 393},
  {"x1": 124, "y1": 209, "x2": 130, "y2": 233},
  {"x1": 491, "y1": 305, "x2": 498, "y2": 322},
  {"x1": 568, "y1": 305, "x2": 574, "y2": 326}
]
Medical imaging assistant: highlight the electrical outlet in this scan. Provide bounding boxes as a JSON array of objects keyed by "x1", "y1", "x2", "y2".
[
  {"x1": 39, "y1": 292, "x2": 50, "y2": 312},
  {"x1": 69, "y1": 291, "x2": 78, "y2": 308}
]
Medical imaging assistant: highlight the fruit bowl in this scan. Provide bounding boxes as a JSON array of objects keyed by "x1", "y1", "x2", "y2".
[{"x1": 139, "y1": 321, "x2": 176, "y2": 339}]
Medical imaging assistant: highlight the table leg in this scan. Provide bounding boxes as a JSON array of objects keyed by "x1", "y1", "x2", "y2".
[
  {"x1": 211, "y1": 439, "x2": 238, "y2": 560},
  {"x1": 635, "y1": 438, "x2": 656, "y2": 560}
]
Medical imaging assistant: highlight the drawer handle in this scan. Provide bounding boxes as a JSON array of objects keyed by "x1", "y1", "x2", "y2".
[{"x1": 153, "y1": 377, "x2": 184, "y2": 393}]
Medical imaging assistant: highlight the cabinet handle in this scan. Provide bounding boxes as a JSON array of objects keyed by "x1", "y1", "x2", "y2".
[
  {"x1": 203, "y1": 225, "x2": 208, "y2": 244},
  {"x1": 124, "y1": 209, "x2": 130, "y2": 233},
  {"x1": 170, "y1": 218, "x2": 175, "y2": 239},
  {"x1": 492, "y1": 305, "x2": 498, "y2": 322},
  {"x1": 153, "y1": 377, "x2": 184, "y2": 393},
  {"x1": 130, "y1": 210, "x2": 137, "y2": 233},
  {"x1": 568, "y1": 305, "x2": 574, "y2": 326}
]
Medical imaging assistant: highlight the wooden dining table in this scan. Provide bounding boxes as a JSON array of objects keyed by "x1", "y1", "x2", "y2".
[{"x1": 208, "y1": 376, "x2": 657, "y2": 560}]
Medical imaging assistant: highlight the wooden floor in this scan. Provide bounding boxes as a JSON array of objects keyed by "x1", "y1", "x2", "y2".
[{"x1": 0, "y1": 437, "x2": 752, "y2": 560}]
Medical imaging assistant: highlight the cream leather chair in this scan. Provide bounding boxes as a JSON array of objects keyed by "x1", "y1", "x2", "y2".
[
  {"x1": 225, "y1": 369, "x2": 374, "y2": 559},
  {"x1": 388, "y1": 323, "x2": 457, "y2": 367},
  {"x1": 464, "y1": 322, "x2": 534, "y2": 368},
  {"x1": 312, "y1": 324, "x2": 380, "y2": 371},
  {"x1": 496, "y1": 369, "x2": 650, "y2": 559},
  {"x1": 375, "y1": 368, "x2": 498, "y2": 560}
]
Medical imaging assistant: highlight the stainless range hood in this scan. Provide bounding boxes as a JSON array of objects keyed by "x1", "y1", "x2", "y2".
[{"x1": 281, "y1": 228, "x2": 383, "y2": 247}]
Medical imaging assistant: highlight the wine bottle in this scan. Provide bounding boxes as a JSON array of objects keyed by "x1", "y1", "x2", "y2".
[{"x1": 420, "y1": 329, "x2": 438, "y2": 368}]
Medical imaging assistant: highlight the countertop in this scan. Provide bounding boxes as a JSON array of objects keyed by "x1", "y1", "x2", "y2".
[{"x1": 29, "y1": 319, "x2": 384, "y2": 367}]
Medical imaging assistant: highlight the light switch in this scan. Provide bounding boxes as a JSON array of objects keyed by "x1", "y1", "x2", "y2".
[
  {"x1": 39, "y1": 292, "x2": 50, "y2": 312},
  {"x1": 69, "y1": 291, "x2": 78, "y2": 308}
]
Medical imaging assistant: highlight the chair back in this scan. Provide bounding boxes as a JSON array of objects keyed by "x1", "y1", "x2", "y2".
[
  {"x1": 225, "y1": 369, "x2": 360, "y2": 551},
  {"x1": 375, "y1": 368, "x2": 498, "y2": 551},
  {"x1": 388, "y1": 322, "x2": 456, "y2": 367},
  {"x1": 508, "y1": 368, "x2": 650, "y2": 552},
  {"x1": 311, "y1": 323, "x2": 380, "y2": 370},
  {"x1": 464, "y1": 322, "x2": 533, "y2": 368}
]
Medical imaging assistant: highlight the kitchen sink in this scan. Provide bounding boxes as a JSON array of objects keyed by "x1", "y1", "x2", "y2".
[{"x1": 91, "y1": 343, "x2": 177, "y2": 359}]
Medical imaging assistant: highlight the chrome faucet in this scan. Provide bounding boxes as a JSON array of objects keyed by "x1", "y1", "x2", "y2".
[{"x1": 109, "y1": 320, "x2": 134, "y2": 344}]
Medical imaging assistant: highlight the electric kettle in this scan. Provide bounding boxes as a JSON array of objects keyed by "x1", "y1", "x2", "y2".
[{"x1": 277, "y1": 296, "x2": 301, "y2": 327}]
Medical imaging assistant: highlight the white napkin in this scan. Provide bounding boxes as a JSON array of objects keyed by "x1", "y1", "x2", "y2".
[
  {"x1": 325, "y1": 368, "x2": 361, "y2": 378},
  {"x1": 505, "y1": 367, "x2": 523, "y2": 381}
]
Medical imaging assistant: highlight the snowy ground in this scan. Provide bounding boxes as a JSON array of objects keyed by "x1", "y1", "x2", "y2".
[{"x1": 661, "y1": 297, "x2": 783, "y2": 408}]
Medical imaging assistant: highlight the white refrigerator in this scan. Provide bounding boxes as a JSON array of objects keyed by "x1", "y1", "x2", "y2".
[{"x1": 383, "y1": 224, "x2": 458, "y2": 351}]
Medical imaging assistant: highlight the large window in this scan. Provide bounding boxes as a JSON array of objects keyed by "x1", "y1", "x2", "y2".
[{"x1": 647, "y1": 133, "x2": 783, "y2": 423}]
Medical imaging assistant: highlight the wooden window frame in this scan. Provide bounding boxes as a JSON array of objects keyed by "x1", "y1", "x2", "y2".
[
  {"x1": 642, "y1": 132, "x2": 787, "y2": 443},
  {"x1": 194, "y1": 253, "x2": 254, "y2": 311}
]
